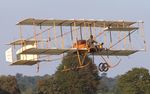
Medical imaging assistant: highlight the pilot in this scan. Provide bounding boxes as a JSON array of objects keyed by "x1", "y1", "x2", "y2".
[{"x1": 87, "y1": 35, "x2": 98, "y2": 51}]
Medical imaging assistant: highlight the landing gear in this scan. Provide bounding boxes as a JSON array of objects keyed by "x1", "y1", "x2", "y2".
[{"x1": 98, "y1": 62, "x2": 109, "y2": 72}]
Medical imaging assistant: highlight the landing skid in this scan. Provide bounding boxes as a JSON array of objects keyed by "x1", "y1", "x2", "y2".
[
  {"x1": 98, "y1": 56, "x2": 121, "y2": 72},
  {"x1": 62, "y1": 61, "x2": 91, "y2": 72}
]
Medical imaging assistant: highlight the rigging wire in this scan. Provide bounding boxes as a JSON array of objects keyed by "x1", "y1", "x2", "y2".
[
  {"x1": 20, "y1": 26, "x2": 138, "y2": 71},
  {"x1": 38, "y1": 30, "x2": 133, "y2": 63},
  {"x1": 27, "y1": 26, "x2": 53, "y2": 40},
  {"x1": 35, "y1": 29, "x2": 137, "y2": 63},
  {"x1": 98, "y1": 29, "x2": 137, "y2": 69},
  {"x1": 26, "y1": 26, "x2": 80, "y2": 42},
  {"x1": 109, "y1": 29, "x2": 137, "y2": 49}
]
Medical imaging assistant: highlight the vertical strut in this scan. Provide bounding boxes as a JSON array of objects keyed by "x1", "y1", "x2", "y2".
[
  {"x1": 90, "y1": 24, "x2": 92, "y2": 35},
  {"x1": 103, "y1": 22, "x2": 107, "y2": 46},
  {"x1": 104, "y1": 31, "x2": 107, "y2": 46},
  {"x1": 80, "y1": 25, "x2": 83, "y2": 40},
  {"x1": 70, "y1": 25, "x2": 73, "y2": 41},
  {"x1": 129, "y1": 31, "x2": 132, "y2": 49},
  {"x1": 110, "y1": 31, "x2": 112, "y2": 48},
  {"x1": 118, "y1": 31, "x2": 121, "y2": 49},
  {"x1": 47, "y1": 26, "x2": 51, "y2": 48},
  {"x1": 19, "y1": 25, "x2": 23, "y2": 41},
  {"x1": 93, "y1": 22, "x2": 96, "y2": 39},
  {"x1": 60, "y1": 25, "x2": 64, "y2": 48},
  {"x1": 123, "y1": 32, "x2": 127, "y2": 49},
  {"x1": 53, "y1": 21, "x2": 57, "y2": 48},
  {"x1": 84, "y1": 22, "x2": 87, "y2": 39},
  {"x1": 40, "y1": 27, "x2": 44, "y2": 48},
  {"x1": 73, "y1": 21, "x2": 77, "y2": 41},
  {"x1": 70, "y1": 25, "x2": 73, "y2": 47}
]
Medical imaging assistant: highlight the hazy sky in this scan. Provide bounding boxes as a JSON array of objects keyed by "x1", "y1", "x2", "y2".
[{"x1": 0, "y1": 0, "x2": 149, "y2": 77}]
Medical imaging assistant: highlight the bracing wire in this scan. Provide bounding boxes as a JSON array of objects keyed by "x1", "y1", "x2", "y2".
[
  {"x1": 23, "y1": 26, "x2": 137, "y2": 71},
  {"x1": 109, "y1": 29, "x2": 137, "y2": 49},
  {"x1": 27, "y1": 26, "x2": 53, "y2": 40},
  {"x1": 98, "y1": 29, "x2": 137, "y2": 69},
  {"x1": 36, "y1": 29, "x2": 137, "y2": 63},
  {"x1": 26, "y1": 26, "x2": 80, "y2": 42}
]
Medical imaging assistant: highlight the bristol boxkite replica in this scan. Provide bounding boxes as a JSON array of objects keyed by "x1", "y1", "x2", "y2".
[{"x1": 5, "y1": 18, "x2": 147, "y2": 72}]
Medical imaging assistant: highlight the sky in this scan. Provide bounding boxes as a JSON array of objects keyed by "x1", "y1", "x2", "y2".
[{"x1": 0, "y1": 0, "x2": 149, "y2": 77}]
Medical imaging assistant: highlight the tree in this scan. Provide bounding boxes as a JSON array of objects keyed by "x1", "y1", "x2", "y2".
[
  {"x1": 116, "y1": 68, "x2": 150, "y2": 94},
  {"x1": 97, "y1": 73, "x2": 118, "y2": 94},
  {"x1": 36, "y1": 75, "x2": 55, "y2": 94},
  {"x1": 54, "y1": 53, "x2": 100, "y2": 94},
  {"x1": 16, "y1": 73, "x2": 42, "y2": 94},
  {"x1": 0, "y1": 75, "x2": 20, "y2": 94},
  {"x1": 36, "y1": 53, "x2": 100, "y2": 94}
]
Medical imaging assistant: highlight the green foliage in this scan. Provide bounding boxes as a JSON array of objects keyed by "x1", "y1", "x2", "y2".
[
  {"x1": 116, "y1": 68, "x2": 150, "y2": 94},
  {"x1": 97, "y1": 73, "x2": 117, "y2": 94},
  {"x1": 16, "y1": 73, "x2": 42, "y2": 94},
  {"x1": 37, "y1": 53, "x2": 100, "y2": 94},
  {"x1": 0, "y1": 75, "x2": 20, "y2": 94},
  {"x1": 54, "y1": 53, "x2": 100, "y2": 94},
  {"x1": 37, "y1": 76, "x2": 55, "y2": 94}
]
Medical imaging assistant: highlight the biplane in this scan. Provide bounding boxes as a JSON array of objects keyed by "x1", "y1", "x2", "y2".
[{"x1": 5, "y1": 18, "x2": 147, "y2": 72}]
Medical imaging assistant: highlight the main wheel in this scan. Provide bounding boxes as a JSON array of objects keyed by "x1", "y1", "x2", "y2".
[{"x1": 98, "y1": 63, "x2": 109, "y2": 72}]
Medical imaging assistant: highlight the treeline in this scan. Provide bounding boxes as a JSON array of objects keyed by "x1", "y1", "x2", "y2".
[
  {"x1": 0, "y1": 53, "x2": 150, "y2": 94},
  {"x1": 0, "y1": 68, "x2": 150, "y2": 94},
  {"x1": 0, "y1": 74, "x2": 52, "y2": 94},
  {"x1": 0, "y1": 73, "x2": 117, "y2": 94}
]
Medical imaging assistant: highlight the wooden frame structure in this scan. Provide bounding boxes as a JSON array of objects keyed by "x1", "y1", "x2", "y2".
[{"x1": 5, "y1": 18, "x2": 147, "y2": 71}]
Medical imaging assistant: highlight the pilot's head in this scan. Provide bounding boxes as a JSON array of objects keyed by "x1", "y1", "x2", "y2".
[{"x1": 90, "y1": 35, "x2": 93, "y2": 39}]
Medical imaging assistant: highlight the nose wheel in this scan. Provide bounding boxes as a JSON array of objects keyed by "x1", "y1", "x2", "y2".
[{"x1": 98, "y1": 63, "x2": 109, "y2": 72}]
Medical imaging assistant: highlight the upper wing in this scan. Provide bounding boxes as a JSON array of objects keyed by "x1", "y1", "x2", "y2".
[{"x1": 17, "y1": 18, "x2": 136, "y2": 28}]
